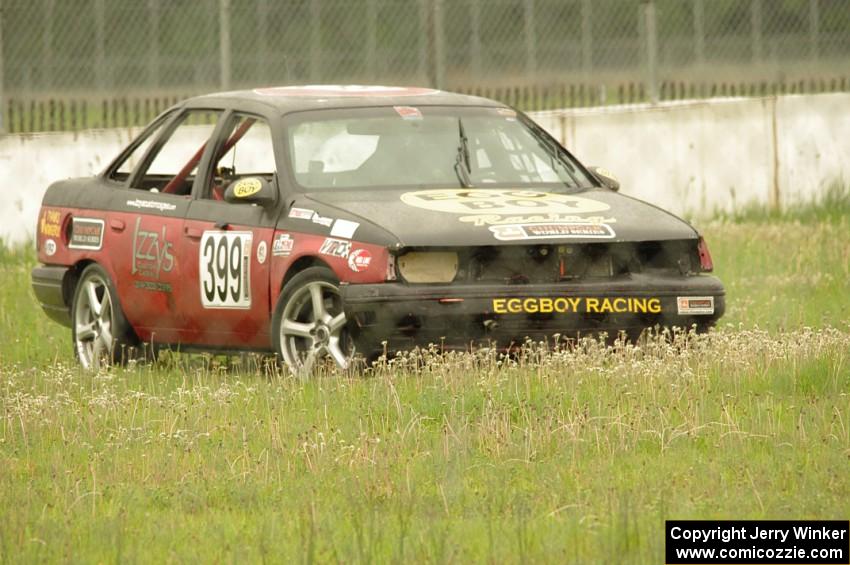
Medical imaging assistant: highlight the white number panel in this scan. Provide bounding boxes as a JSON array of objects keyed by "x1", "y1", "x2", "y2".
[{"x1": 200, "y1": 231, "x2": 253, "y2": 309}]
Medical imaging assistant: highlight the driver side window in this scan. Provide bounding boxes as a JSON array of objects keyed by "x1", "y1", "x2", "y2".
[
  {"x1": 205, "y1": 115, "x2": 276, "y2": 201},
  {"x1": 130, "y1": 109, "x2": 222, "y2": 195}
]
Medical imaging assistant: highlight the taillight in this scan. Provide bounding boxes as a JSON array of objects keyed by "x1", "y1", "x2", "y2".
[{"x1": 697, "y1": 236, "x2": 714, "y2": 272}]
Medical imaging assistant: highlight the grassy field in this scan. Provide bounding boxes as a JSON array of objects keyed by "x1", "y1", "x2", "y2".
[{"x1": 1, "y1": 212, "x2": 849, "y2": 562}]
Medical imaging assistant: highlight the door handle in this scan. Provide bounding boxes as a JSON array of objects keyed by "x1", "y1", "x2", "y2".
[
  {"x1": 184, "y1": 226, "x2": 202, "y2": 239},
  {"x1": 109, "y1": 219, "x2": 125, "y2": 232}
]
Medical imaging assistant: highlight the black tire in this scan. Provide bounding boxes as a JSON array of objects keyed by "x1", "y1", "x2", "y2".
[
  {"x1": 70, "y1": 263, "x2": 139, "y2": 369},
  {"x1": 271, "y1": 266, "x2": 356, "y2": 377}
]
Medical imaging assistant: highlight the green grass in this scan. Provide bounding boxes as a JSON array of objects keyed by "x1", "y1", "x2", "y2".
[
  {"x1": 1, "y1": 217, "x2": 849, "y2": 563},
  {"x1": 707, "y1": 220, "x2": 850, "y2": 330},
  {"x1": 710, "y1": 182, "x2": 850, "y2": 225}
]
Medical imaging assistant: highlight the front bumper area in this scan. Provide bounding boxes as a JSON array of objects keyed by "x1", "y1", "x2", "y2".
[
  {"x1": 31, "y1": 265, "x2": 73, "y2": 327},
  {"x1": 342, "y1": 274, "x2": 725, "y2": 354}
]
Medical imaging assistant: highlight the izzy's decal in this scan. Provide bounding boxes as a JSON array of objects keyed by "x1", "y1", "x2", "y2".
[
  {"x1": 492, "y1": 297, "x2": 662, "y2": 315},
  {"x1": 132, "y1": 217, "x2": 175, "y2": 279}
]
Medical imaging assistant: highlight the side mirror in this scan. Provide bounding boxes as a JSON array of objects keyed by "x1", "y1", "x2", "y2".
[
  {"x1": 223, "y1": 177, "x2": 276, "y2": 206},
  {"x1": 588, "y1": 166, "x2": 620, "y2": 192}
]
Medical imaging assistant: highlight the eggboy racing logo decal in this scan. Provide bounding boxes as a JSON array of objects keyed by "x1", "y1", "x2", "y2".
[
  {"x1": 401, "y1": 189, "x2": 611, "y2": 216},
  {"x1": 493, "y1": 296, "x2": 662, "y2": 315}
]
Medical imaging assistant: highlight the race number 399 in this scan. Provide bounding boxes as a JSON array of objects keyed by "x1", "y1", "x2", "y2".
[{"x1": 200, "y1": 231, "x2": 253, "y2": 309}]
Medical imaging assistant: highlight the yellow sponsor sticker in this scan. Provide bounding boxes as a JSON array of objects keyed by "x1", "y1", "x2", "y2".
[
  {"x1": 39, "y1": 209, "x2": 62, "y2": 238},
  {"x1": 233, "y1": 178, "x2": 262, "y2": 198},
  {"x1": 492, "y1": 297, "x2": 661, "y2": 315}
]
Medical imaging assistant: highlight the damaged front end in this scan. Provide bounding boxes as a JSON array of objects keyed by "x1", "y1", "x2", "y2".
[{"x1": 342, "y1": 238, "x2": 725, "y2": 355}]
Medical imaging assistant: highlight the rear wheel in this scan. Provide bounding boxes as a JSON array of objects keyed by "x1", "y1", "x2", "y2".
[
  {"x1": 71, "y1": 264, "x2": 138, "y2": 369},
  {"x1": 271, "y1": 266, "x2": 356, "y2": 377}
]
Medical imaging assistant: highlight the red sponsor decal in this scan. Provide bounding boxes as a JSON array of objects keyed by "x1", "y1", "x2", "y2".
[
  {"x1": 347, "y1": 248, "x2": 372, "y2": 272},
  {"x1": 394, "y1": 106, "x2": 423, "y2": 120}
]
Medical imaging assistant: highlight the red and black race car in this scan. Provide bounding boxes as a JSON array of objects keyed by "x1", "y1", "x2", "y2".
[{"x1": 31, "y1": 85, "x2": 724, "y2": 374}]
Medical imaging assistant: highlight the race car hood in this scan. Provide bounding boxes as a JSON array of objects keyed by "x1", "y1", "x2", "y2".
[{"x1": 302, "y1": 187, "x2": 698, "y2": 247}]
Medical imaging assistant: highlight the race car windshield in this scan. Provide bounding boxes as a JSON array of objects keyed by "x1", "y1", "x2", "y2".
[{"x1": 286, "y1": 106, "x2": 595, "y2": 191}]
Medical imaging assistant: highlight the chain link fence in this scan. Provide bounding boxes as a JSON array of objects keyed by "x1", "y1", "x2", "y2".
[{"x1": 1, "y1": 0, "x2": 849, "y2": 131}]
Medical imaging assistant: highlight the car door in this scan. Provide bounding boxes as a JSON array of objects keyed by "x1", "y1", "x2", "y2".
[
  {"x1": 102, "y1": 108, "x2": 224, "y2": 344},
  {"x1": 177, "y1": 112, "x2": 279, "y2": 349}
]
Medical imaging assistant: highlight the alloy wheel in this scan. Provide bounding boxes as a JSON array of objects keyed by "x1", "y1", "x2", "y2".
[
  {"x1": 278, "y1": 280, "x2": 353, "y2": 375},
  {"x1": 74, "y1": 274, "x2": 115, "y2": 369}
]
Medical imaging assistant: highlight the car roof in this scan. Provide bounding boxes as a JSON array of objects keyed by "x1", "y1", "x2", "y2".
[{"x1": 185, "y1": 85, "x2": 506, "y2": 115}]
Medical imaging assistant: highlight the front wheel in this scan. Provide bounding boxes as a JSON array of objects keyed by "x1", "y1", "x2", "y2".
[
  {"x1": 271, "y1": 266, "x2": 356, "y2": 377},
  {"x1": 71, "y1": 264, "x2": 138, "y2": 369}
]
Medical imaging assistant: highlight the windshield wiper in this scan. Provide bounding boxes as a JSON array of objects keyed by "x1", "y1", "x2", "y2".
[
  {"x1": 454, "y1": 118, "x2": 472, "y2": 188},
  {"x1": 528, "y1": 122, "x2": 585, "y2": 189}
]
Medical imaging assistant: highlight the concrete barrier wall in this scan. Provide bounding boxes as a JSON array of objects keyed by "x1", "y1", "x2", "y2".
[
  {"x1": 2, "y1": 93, "x2": 849, "y2": 244},
  {"x1": 535, "y1": 92, "x2": 850, "y2": 216},
  {"x1": 0, "y1": 128, "x2": 140, "y2": 245}
]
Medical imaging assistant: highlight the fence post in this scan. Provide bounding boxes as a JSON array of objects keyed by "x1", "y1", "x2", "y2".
[
  {"x1": 470, "y1": 0, "x2": 482, "y2": 79},
  {"x1": 640, "y1": 1, "x2": 658, "y2": 103},
  {"x1": 433, "y1": 0, "x2": 445, "y2": 89},
  {"x1": 418, "y1": 0, "x2": 428, "y2": 83},
  {"x1": 523, "y1": 0, "x2": 537, "y2": 81},
  {"x1": 808, "y1": 0, "x2": 820, "y2": 60},
  {"x1": 0, "y1": 0, "x2": 4, "y2": 133},
  {"x1": 42, "y1": 0, "x2": 54, "y2": 91},
  {"x1": 256, "y1": 0, "x2": 268, "y2": 84},
  {"x1": 770, "y1": 96, "x2": 780, "y2": 210},
  {"x1": 693, "y1": 0, "x2": 705, "y2": 66},
  {"x1": 219, "y1": 0, "x2": 231, "y2": 90},
  {"x1": 310, "y1": 0, "x2": 321, "y2": 83},
  {"x1": 581, "y1": 0, "x2": 592, "y2": 78},
  {"x1": 147, "y1": 0, "x2": 160, "y2": 89},
  {"x1": 94, "y1": 0, "x2": 106, "y2": 91},
  {"x1": 366, "y1": 0, "x2": 377, "y2": 80},
  {"x1": 750, "y1": 0, "x2": 763, "y2": 63}
]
